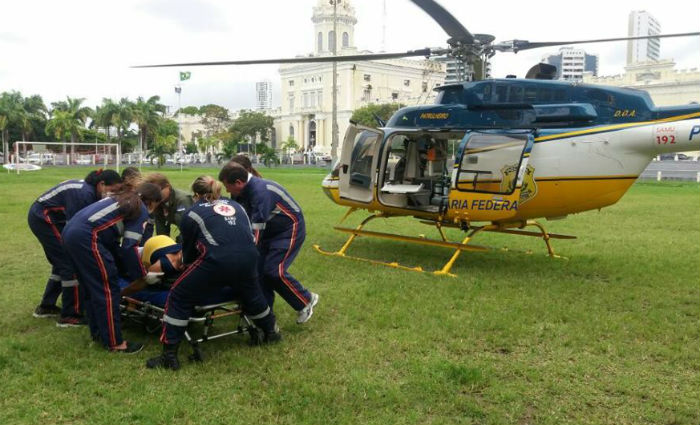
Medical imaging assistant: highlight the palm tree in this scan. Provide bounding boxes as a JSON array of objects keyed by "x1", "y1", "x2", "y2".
[
  {"x1": 113, "y1": 97, "x2": 133, "y2": 154},
  {"x1": 45, "y1": 110, "x2": 78, "y2": 145},
  {"x1": 93, "y1": 98, "x2": 118, "y2": 141},
  {"x1": 22, "y1": 94, "x2": 48, "y2": 141},
  {"x1": 132, "y1": 96, "x2": 165, "y2": 154},
  {"x1": 50, "y1": 97, "x2": 92, "y2": 158},
  {"x1": 0, "y1": 91, "x2": 25, "y2": 161}
]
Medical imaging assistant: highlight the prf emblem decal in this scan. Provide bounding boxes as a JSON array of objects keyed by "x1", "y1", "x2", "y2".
[
  {"x1": 213, "y1": 202, "x2": 236, "y2": 217},
  {"x1": 500, "y1": 164, "x2": 537, "y2": 204},
  {"x1": 499, "y1": 163, "x2": 519, "y2": 193},
  {"x1": 519, "y1": 165, "x2": 537, "y2": 205}
]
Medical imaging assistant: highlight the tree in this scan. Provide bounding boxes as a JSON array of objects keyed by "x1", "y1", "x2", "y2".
[
  {"x1": 148, "y1": 133, "x2": 177, "y2": 167},
  {"x1": 92, "y1": 98, "x2": 118, "y2": 142},
  {"x1": 230, "y1": 110, "x2": 274, "y2": 143},
  {"x1": 21, "y1": 94, "x2": 48, "y2": 142},
  {"x1": 45, "y1": 110, "x2": 77, "y2": 145},
  {"x1": 198, "y1": 136, "x2": 219, "y2": 163},
  {"x1": 350, "y1": 103, "x2": 405, "y2": 128},
  {"x1": 132, "y1": 96, "x2": 165, "y2": 153},
  {"x1": 200, "y1": 104, "x2": 230, "y2": 137},
  {"x1": 280, "y1": 136, "x2": 298, "y2": 164},
  {"x1": 113, "y1": 98, "x2": 133, "y2": 151},
  {"x1": 184, "y1": 142, "x2": 198, "y2": 154},
  {"x1": 0, "y1": 91, "x2": 25, "y2": 159},
  {"x1": 258, "y1": 144, "x2": 279, "y2": 168},
  {"x1": 50, "y1": 97, "x2": 92, "y2": 156},
  {"x1": 178, "y1": 106, "x2": 200, "y2": 116}
]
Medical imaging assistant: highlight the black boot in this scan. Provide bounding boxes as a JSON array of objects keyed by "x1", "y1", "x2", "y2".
[
  {"x1": 146, "y1": 344, "x2": 180, "y2": 370},
  {"x1": 249, "y1": 325, "x2": 282, "y2": 346}
]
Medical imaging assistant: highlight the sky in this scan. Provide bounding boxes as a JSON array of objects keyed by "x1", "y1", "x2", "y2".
[{"x1": 1, "y1": 0, "x2": 699, "y2": 112}]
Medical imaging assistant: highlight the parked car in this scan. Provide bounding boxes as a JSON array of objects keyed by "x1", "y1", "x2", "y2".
[{"x1": 76, "y1": 155, "x2": 92, "y2": 165}]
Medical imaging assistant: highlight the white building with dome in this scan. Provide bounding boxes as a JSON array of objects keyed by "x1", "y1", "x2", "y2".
[{"x1": 273, "y1": 0, "x2": 445, "y2": 152}]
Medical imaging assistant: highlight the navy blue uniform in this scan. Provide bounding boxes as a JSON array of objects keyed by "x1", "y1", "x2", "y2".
[
  {"x1": 28, "y1": 179, "x2": 99, "y2": 317},
  {"x1": 240, "y1": 176, "x2": 311, "y2": 311},
  {"x1": 160, "y1": 198, "x2": 275, "y2": 345},
  {"x1": 62, "y1": 197, "x2": 149, "y2": 348}
]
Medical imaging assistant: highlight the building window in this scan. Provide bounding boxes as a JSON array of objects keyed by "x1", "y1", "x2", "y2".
[
  {"x1": 363, "y1": 74, "x2": 371, "y2": 82},
  {"x1": 328, "y1": 31, "x2": 336, "y2": 52},
  {"x1": 391, "y1": 92, "x2": 399, "y2": 101},
  {"x1": 289, "y1": 124, "x2": 294, "y2": 139},
  {"x1": 289, "y1": 80, "x2": 294, "y2": 87},
  {"x1": 342, "y1": 32, "x2": 349, "y2": 48},
  {"x1": 317, "y1": 90, "x2": 323, "y2": 107},
  {"x1": 317, "y1": 32, "x2": 323, "y2": 52},
  {"x1": 289, "y1": 95, "x2": 295, "y2": 112},
  {"x1": 422, "y1": 81, "x2": 428, "y2": 93},
  {"x1": 404, "y1": 79, "x2": 410, "y2": 87}
]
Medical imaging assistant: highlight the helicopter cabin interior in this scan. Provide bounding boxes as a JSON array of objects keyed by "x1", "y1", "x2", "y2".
[{"x1": 340, "y1": 126, "x2": 532, "y2": 214}]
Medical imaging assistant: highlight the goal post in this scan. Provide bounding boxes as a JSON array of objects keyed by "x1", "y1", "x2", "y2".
[{"x1": 12, "y1": 141, "x2": 121, "y2": 174}]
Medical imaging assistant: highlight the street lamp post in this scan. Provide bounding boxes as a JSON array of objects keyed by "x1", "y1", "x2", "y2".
[{"x1": 331, "y1": 0, "x2": 339, "y2": 163}]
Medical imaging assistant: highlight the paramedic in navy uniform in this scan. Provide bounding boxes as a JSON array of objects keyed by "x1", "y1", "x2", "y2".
[
  {"x1": 146, "y1": 176, "x2": 280, "y2": 371},
  {"x1": 28, "y1": 169, "x2": 122, "y2": 326},
  {"x1": 219, "y1": 162, "x2": 319, "y2": 324},
  {"x1": 62, "y1": 182, "x2": 162, "y2": 353}
]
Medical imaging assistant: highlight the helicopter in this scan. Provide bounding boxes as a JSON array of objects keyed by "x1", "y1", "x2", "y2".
[{"x1": 137, "y1": 0, "x2": 700, "y2": 276}]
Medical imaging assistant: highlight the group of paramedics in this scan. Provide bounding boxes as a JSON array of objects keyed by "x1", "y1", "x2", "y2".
[{"x1": 28, "y1": 156, "x2": 318, "y2": 370}]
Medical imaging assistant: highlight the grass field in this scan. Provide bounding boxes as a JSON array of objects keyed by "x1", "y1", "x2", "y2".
[{"x1": 0, "y1": 167, "x2": 698, "y2": 425}]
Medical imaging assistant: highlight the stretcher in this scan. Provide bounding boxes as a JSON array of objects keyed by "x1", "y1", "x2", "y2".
[{"x1": 118, "y1": 279, "x2": 253, "y2": 361}]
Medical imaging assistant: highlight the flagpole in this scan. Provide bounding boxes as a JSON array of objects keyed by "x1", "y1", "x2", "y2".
[{"x1": 176, "y1": 84, "x2": 182, "y2": 153}]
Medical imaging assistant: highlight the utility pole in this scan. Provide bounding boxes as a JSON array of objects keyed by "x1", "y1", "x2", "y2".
[{"x1": 331, "y1": 0, "x2": 339, "y2": 162}]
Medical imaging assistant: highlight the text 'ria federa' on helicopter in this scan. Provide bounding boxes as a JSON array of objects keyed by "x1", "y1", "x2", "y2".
[{"x1": 135, "y1": 0, "x2": 700, "y2": 277}]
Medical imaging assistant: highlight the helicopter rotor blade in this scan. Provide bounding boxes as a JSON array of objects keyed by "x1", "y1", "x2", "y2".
[
  {"x1": 493, "y1": 32, "x2": 700, "y2": 53},
  {"x1": 132, "y1": 49, "x2": 435, "y2": 68},
  {"x1": 408, "y1": 0, "x2": 474, "y2": 45}
]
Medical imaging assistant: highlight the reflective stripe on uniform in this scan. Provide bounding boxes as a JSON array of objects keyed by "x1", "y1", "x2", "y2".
[
  {"x1": 266, "y1": 184, "x2": 300, "y2": 212},
  {"x1": 123, "y1": 231, "x2": 142, "y2": 242},
  {"x1": 252, "y1": 222, "x2": 266, "y2": 230},
  {"x1": 37, "y1": 183, "x2": 84, "y2": 203},
  {"x1": 247, "y1": 306, "x2": 270, "y2": 320},
  {"x1": 50, "y1": 274, "x2": 61, "y2": 281},
  {"x1": 163, "y1": 314, "x2": 189, "y2": 327},
  {"x1": 187, "y1": 210, "x2": 218, "y2": 246},
  {"x1": 88, "y1": 202, "x2": 120, "y2": 222},
  {"x1": 61, "y1": 280, "x2": 79, "y2": 288}
]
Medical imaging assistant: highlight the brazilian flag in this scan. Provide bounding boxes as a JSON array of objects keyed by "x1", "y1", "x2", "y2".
[{"x1": 179, "y1": 71, "x2": 191, "y2": 81}]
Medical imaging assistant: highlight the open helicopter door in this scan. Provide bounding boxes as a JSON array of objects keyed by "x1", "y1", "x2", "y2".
[
  {"x1": 338, "y1": 124, "x2": 383, "y2": 203},
  {"x1": 451, "y1": 130, "x2": 534, "y2": 222}
]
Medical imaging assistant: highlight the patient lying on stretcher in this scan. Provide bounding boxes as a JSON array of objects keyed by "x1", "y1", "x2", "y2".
[{"x1": 119, "y1": 235, "x2": 236, "y2": 306}]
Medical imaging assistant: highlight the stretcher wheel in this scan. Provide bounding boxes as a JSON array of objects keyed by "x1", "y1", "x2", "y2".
[{"x1": 189, "y1": 346, "x2": 204, "y2": 362}]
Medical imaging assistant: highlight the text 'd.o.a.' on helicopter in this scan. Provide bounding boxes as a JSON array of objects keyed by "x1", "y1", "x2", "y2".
[{"x1": 135, "y1": 0, "x2": 700, "y2": 277}]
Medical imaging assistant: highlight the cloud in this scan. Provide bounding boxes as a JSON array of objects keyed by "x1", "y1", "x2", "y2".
[
  {"x1": 139, "y1": 0, "x2": 228, "y2": 33},
  {"x1": 0, "y1": 32, "x2": 26, "y2": 45}
]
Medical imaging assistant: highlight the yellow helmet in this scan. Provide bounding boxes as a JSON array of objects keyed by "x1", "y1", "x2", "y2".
[{"x1": 141, "y1": 235, "x2": 181, "y2": 268}]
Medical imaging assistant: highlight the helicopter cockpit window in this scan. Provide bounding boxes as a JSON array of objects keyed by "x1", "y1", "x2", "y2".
[
  {"x1": 436, "y1": 86, "x2": 464, "y2": 105},
  {"x1": 456, "y1": 133, "x2": 529, "y2": 194},
  {"x1": 494, "y1": 85, "x2": 508, "y2": 103},
  {"x1": 348, "y1": 131, "x2": 378, "y2": 188},
  {"x1": 509, "y1": 86, "x2": 524, "y2": 103}
]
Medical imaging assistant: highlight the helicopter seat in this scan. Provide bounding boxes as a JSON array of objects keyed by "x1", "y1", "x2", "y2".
[{"x1": 380, "y1": 183, "x2": 424, "y2": 208}]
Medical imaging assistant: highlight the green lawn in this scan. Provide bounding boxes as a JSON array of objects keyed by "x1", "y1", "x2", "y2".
[{"x1": 0, "y1": 167, "x2": 698, "y2": 425}]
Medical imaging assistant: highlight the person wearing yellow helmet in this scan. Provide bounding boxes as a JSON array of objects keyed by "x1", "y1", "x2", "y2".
[{"x1": 141, "y1": 235, "x2": 184, "y2": 276}]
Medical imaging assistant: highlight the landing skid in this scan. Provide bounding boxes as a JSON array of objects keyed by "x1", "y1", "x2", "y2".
[{"x1": 313, "y1": 208, "x2": 576, "y2": 277}]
